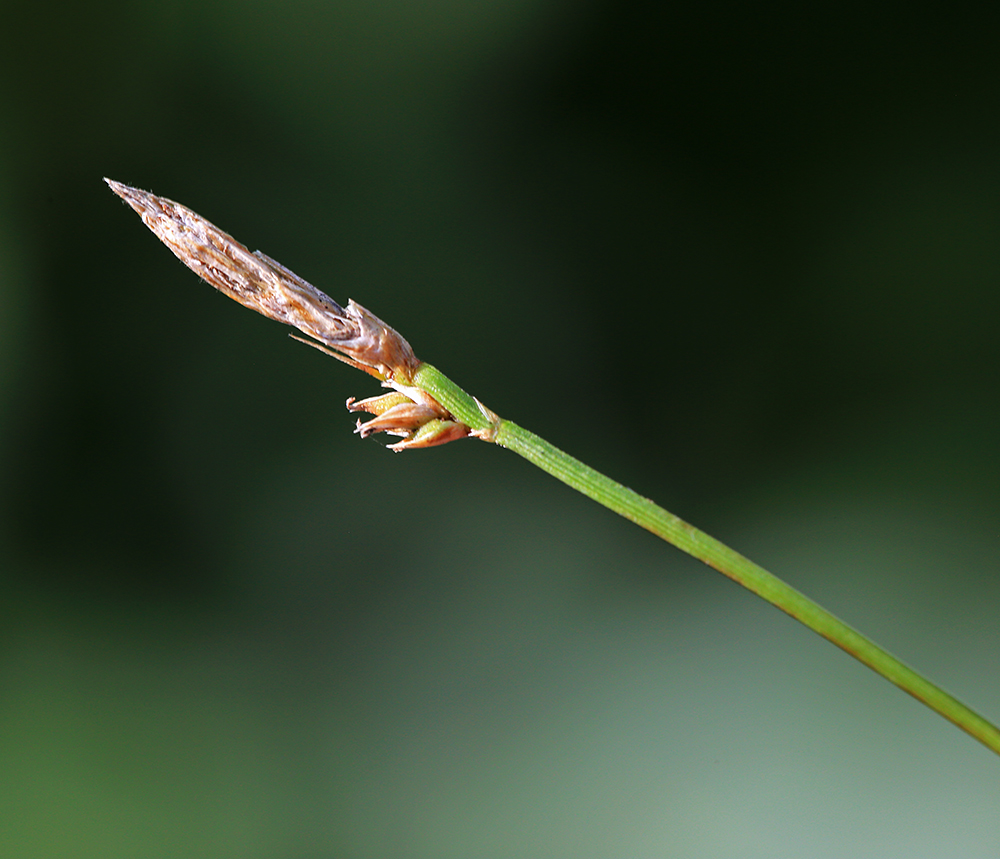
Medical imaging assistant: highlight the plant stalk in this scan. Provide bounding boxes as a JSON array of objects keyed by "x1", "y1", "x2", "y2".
[{"x1": 413, "y1": 362, "x2": 1000, "y2": 757}]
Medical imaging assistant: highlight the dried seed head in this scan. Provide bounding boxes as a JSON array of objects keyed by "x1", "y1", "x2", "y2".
[
  {"x1": 106, "y1": 178, "x2": 474, "y2": 450},
  {"x1": 104, "y1": 178, "x2": 419, "y2": 383}
]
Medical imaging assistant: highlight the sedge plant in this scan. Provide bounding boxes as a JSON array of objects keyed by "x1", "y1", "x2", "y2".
[{"x1": 106, "y1": 178, "x2": 1000, "y2": 758}]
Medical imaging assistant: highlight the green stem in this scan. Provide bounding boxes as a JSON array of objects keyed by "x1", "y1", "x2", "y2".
[{"x1": 413, "y1": 362, "x2": 1000, "y2": 757}]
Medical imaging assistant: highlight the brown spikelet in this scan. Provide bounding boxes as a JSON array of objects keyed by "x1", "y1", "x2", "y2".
[
  {"x1": 105, "y1": 179, "x2": 419, "y2": 383},
  {"x1": 107, "y1": 178, "x2": 472, "y2": 450}
]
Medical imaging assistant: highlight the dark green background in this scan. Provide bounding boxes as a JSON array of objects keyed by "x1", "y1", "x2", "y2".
[{"x1": 2, "y1": 0, "x2": 999, "y2": 855}]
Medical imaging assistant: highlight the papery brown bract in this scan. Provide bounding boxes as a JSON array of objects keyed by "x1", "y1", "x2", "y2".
[{"x1": 105, "y1": 179, "x2": 419, "y2": 383}]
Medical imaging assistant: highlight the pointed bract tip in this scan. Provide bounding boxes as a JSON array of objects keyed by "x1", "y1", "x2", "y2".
[{"x1": 104, "y1": 179, "x2": 154, "y2": 220}]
